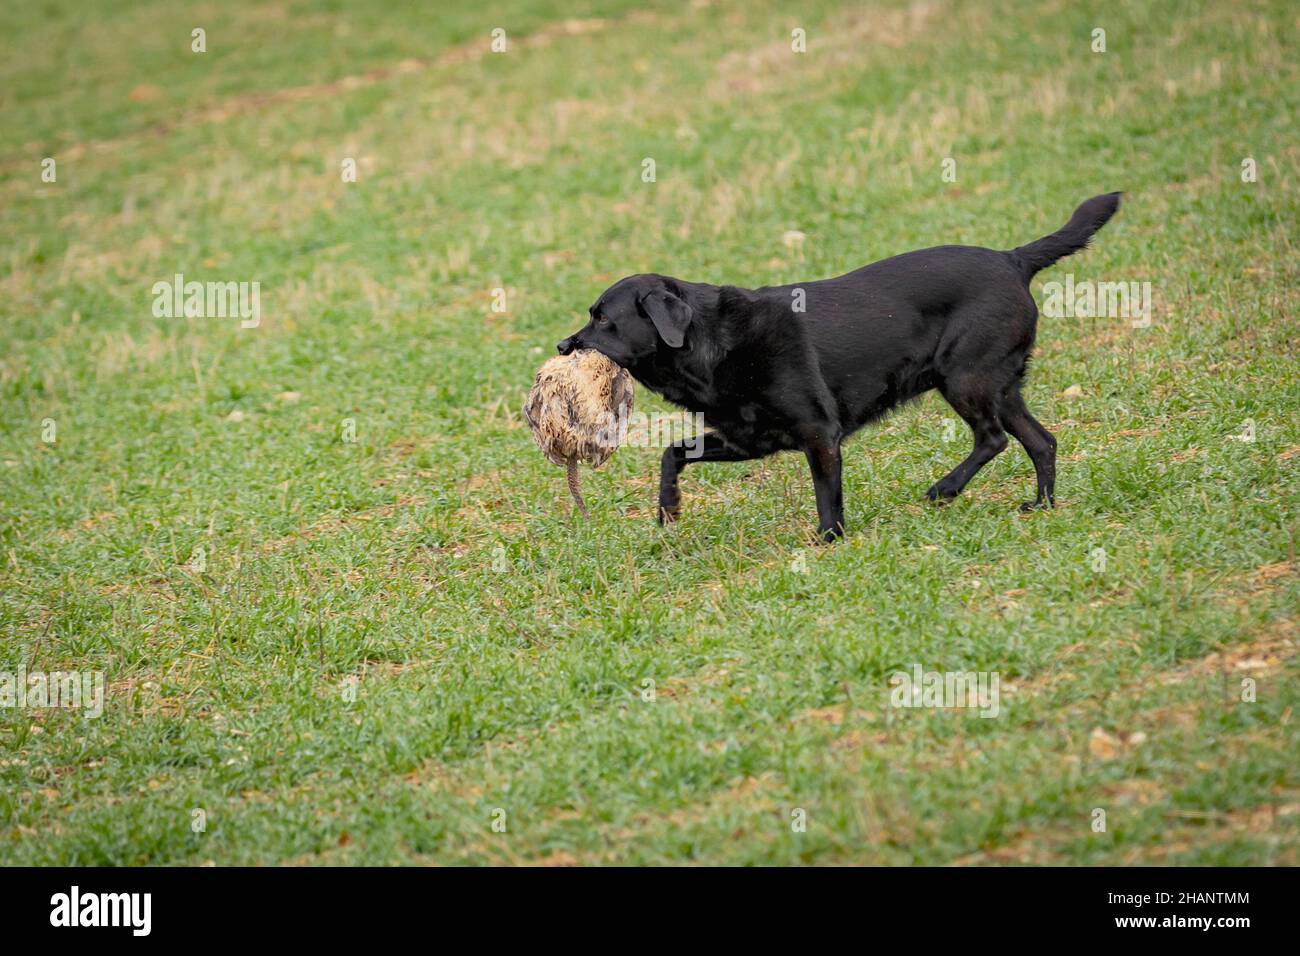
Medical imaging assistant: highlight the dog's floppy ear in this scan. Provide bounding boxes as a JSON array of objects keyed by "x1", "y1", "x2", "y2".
[{"x1": 639, "y1": 288, "x2": 693, "y2": 348}]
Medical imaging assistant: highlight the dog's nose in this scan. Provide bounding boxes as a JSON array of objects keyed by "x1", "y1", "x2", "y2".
[{"x1": 557, "y1": 337, "x2": 577, "y2": 355}]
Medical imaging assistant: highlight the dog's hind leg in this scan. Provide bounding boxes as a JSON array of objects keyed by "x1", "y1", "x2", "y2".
[
  {"x1": 658, "y1": 432, "x2": 757, "y2": 525},
  {"x1": 998, "y1": 389, "x2": 1057, "y2": 510},
  {"x1": 927, "y1": 375, "x2": 1009, "y2": 502}
]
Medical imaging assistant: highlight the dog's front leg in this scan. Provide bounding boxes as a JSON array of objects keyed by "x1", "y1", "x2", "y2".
[
  {"x1": 802, "y1": 433, "x2": 844, "y2": 543},
  {"x1": 658, "y1": 443, "x2": 686, "y2": 524},
  {"x1": 658, "y1": 432, "x2": 753, "y2": 525}
]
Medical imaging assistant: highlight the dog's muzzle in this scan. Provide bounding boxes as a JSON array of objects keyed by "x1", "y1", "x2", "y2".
[{"x1": 557, "y1": 337, "x2": 580, "y2": 355}]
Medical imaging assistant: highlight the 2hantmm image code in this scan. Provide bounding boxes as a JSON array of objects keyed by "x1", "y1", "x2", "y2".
[{"x1": 1109, "y1": 890, "x2": 1254, "y2": 929}]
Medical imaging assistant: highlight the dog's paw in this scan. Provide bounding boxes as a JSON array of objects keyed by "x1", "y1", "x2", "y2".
[
  {"x1": 925, "y1": 482, "x2": 959, "y2": 504},
  {"x1": 657, "y1": 503, "x2": 680, "y2": 525},
  {"x1": 1018, "y1": 497, "x2": 1055, "y2": 513},
  {"x1": 817, "y1": 525, "x2": 844, "y2": 545}
]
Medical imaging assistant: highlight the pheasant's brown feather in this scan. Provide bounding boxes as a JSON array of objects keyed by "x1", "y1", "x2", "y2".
[{"x1": 522, "y1": 350, "x2": 634, "y2": 514}]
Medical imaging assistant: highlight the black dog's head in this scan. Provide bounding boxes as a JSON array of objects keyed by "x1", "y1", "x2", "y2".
[{"x1": 557, "y1": 274, "x2": 694, "y2": 368}]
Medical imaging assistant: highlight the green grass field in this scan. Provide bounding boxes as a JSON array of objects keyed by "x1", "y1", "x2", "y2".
[{"x1": 1, "y1": 0, "x2": 1297, "y2": 865}]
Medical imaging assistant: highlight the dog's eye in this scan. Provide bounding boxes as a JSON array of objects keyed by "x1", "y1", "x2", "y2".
[{"x1": 596, "y1": 314, "x2": 610, "y2": 325}]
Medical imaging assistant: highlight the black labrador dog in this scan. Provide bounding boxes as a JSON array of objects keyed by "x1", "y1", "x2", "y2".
[{"x1": 558, "y1": 193, "x2": 1121, "y2": 542}]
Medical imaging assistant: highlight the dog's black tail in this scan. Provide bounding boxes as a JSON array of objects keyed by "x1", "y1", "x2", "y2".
[{"x1": 1010, "y1": 192, "x2": 1122, "y2": 282}]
